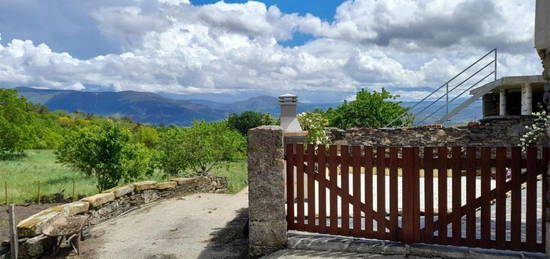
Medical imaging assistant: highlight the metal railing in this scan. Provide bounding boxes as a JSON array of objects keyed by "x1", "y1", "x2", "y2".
[{"x1": 388, "y1": 48, "x2": 497, "y2": 126}]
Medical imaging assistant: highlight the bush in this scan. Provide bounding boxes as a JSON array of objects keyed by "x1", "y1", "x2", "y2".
[
  {"x1": 326, "y1": 88, "x2": 413, "y2": 129},
  {"x1": 227, "y1": 111, "x2": 277, "y2": 135},
  {"x1": 157, "y1": 121, "x2": 246, "y2": 176},
  {"x1": 298, "y1": 112, "x2": 331, "y2": 147},
  {"x1": 56, "y1": 123, "x2": 154, "y2": 191}
]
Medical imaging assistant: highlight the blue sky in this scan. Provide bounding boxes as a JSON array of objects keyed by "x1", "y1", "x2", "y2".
[{"x1": 0, "y1": 0, "x2": 541, "y2": 103}]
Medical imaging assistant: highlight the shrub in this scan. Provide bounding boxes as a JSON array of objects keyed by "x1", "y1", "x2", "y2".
[
  {"x1": 227, "y1": 111, "x2": 277, "y2": 135},
  {"x1": 298, "y1": 112, "x2": 331, "y2": 147},
  {"x1": 520, "y1": 106, "x2": 549, "y2": 151},
  {"x1": 157, "y1": 121, "x2": 246, "y2": 176},
  {"x1": 56, "y1": 123, "x2": 154, "y2": 191}
]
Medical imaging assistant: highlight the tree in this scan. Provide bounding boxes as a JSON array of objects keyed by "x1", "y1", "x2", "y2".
[
  {"x1": 157, "y1": 121, "x2": 246, "y2": 176},
  {"x1": 56, "y1": 123, "x2": 154, "y2": 191},
  {"x1": 326, "y1": 89, "x2": 413, "y2": 129},
  {"x1": 0, "y1": 89, "x2": 37, "y2": 157},
  {"x1": 227, "y1": 111, "x2": 277, "y2": 135}
]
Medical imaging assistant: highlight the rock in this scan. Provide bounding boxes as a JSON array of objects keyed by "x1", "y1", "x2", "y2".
[
  {"x1": 19, "y1": 235, "x2": 54, "y2": 258},
  {"x1": 103, "y1": 184, "x2": 135, "y2": 197},
  {"x1": 172, "y1": 176, "x2": 209, "y2": 186},
  {"x1": 155, "y1": 181, "x2": 177, "y2": 190},
  {"x1": 81, "y1": 193, "x2": 115, "y2": 208},
  {"x1": 17, "y1": 207, "x2": 64, "y2": 237},
  {"x1": 55, "y1": 201, "x2": 90, "y2": 216},
  {"x1": 133, "y1": 181, "x2": 158, "y2": 191}
]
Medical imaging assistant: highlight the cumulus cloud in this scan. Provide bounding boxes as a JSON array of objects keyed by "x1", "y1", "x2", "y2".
[{"x1": 0, "y1": 0, "x2": 543, "y2": 101}]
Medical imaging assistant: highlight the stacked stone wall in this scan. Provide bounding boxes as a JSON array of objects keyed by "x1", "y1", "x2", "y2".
[{"x1": 328, "y1": 117, "x2": 547, "y2": 147}]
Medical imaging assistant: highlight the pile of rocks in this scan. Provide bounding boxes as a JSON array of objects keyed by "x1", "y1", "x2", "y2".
[{"x1": 1, "y1": 176, "x2": 227, "y2": 258}]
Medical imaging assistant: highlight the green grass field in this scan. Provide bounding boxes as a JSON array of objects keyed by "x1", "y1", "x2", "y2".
[{"x1": 0, "y1": 150, "x2": 248, "y2": 204}]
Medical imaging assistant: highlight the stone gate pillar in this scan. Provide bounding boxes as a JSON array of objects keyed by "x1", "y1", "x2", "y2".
[{"x1": 248, "y1": 126, "x2": 287, "y2": 257}]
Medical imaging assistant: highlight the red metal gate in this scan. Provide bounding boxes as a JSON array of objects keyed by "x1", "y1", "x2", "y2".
[{"x1": 285, "y1": 144, "x2": 549, "y2": 252}]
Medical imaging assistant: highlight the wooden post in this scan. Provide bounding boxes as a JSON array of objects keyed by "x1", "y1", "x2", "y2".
[
  {"x1": 4, "y1": 182, "x2": 7, "y2": 205},
  {"x1": 8, "y1": 204, "x2": 18, "y2": 259},
  {"x1": 72, "y1": 179, "x2": 76, "y2": 201}
]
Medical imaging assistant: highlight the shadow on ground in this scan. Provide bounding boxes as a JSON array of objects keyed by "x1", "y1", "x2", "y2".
[{"x1": 197, "y1": 208, "x2": 249, "y2": 259}]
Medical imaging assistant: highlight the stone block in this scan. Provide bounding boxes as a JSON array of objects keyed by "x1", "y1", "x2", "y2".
[
  {"x1": 81, "y1": 192, "x2": 115, "y2": 208},
  {"x1": 103, "y1": 184, "x2": 134, "y2": 197},
  {"x1": 155, "y1": 181, "x2": 177, "y2": 190},
  {"x1": 133, "y1": 181, "x2": 158, "y2": 191},
  {"x1": 19, "y1": 235, "x2": 54, "y2": 258},
  {"x1": 172, "y1": 176, "x2": 210, "y2": 186},
  {"x1": 55, "y1": 201, "x2": 90, "y2": 216},
  {"x1": 17, "y1": 208, "x2": 64, "y2": 237}
]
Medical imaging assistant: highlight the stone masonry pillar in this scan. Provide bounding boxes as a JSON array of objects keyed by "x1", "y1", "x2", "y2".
[{"x1": 248, "y1": 126, "x2": 287, "y2": 257}]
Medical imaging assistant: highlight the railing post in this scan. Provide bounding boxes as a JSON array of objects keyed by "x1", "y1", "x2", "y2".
[
  {"x1": 494, "y1": 48, "x2": 498, "y2": 81},
  {"x1": 446, "y1": 83, "x2": 449, "y2": 117},
  {"x1": 248, "y1": 126, "x2": 287, "y2": 257}
]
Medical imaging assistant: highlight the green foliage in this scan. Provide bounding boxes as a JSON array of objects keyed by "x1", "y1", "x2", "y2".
[
  {"x1": 157, "y1": 121, "x2": 246, "y2": 176},
  {"x1": 326, "y1": 88, "x2": 413, "y2": 129},
  {"x1": 298, "y1": 112, "x2": 331, "y2": 146},
  {"x1": 520, "y1": 105, "x2": 548, "y2": 151},
  {"x1": 132, "y1": 125, "x2": 160, "y2": 148},
  {"x1": 55, "y1": 123, "x2": 154, "y2": 191},
  {"x1": 0, "y1": 89, "x2": 38, "y2": 157},
  {"x1": 227, "y1": 111, "x2": 277, "y2": 135}
]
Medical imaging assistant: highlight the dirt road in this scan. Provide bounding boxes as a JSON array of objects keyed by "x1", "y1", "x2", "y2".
[{"x1": 72, "y1": 189, "x2": 249, "y2": 259}]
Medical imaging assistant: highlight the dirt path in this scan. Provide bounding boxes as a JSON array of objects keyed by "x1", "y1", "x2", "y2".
[{"x1": 70, "y1": 189, "x2": 249, "y2": 259}]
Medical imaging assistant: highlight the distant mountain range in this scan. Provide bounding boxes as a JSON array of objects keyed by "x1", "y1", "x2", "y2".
[{"x1": 13, "y1": 87, "x2": 482, "y2": 126}]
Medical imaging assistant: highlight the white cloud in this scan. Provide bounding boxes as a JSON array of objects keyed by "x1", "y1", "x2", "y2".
[{"x1": 0, "y1": 0, "x2": 543, "y2": 101}]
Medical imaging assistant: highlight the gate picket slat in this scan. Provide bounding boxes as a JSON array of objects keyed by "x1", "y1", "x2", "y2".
[
  {"x1": 389, "y1": 147, "x2": 399, "y2": 241},
  {"x1": 352, "y1": 146, "x2": 362, "y2": 236},
  {"x1": 451, "y1": 147, "x2": 462, "y2": 245},
  {"x1": 341, "y1": 145, "x2": 350, "y2": 235},
  {"x1": 296, "y1": 144, "x2": 305, "y2": 231},
  {"x1": 413, "y1": 147, "x2": 421, "y2": 242},
  {"x1": 437, "y1": 147, "x2": 448, "y2": 244},
  {"x1": 480, "y1": 147, "x2": 491, "y2": 248},
  {"x1": 329, "y1": 145, "x2": 339, "y2": 235},
  {"x1": 526, "y1": 147, "x2": 537, "y2": 251},
  {"x1": 286, "y1": 143, "x2": 295, "y2": 230},
  {"x1": 377, "y1": 147, "x2": 386, "y2": 238},
  {"x1": 424, "y1": 147, "x2": 434, "y2": 243},
  {"x1": 364, "y1": 147, "x2": 374, "y2": 237},
  {"x1": 466, "y1": 147, "x2": 476, "y2": 246},
  {"x1": 318, "y1": 145, "x2": 327, "y2": 233},
  {"x1": 307, "y1": 144, "x2": 316, "y2": 230},
  {"x1": 511, "y1": 147, "x2": 522, "y2": 250},
  {"x1": 495, "y1": 147, "x2": 506, "y2": 249}
]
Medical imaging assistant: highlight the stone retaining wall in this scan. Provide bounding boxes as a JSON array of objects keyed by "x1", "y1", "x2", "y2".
[
  {"x1": 0, "y1": 176, "x2": 227, "y2": 259},
  {"x1": 328, "y1": 117, "x2": 548, "y2": 147}
]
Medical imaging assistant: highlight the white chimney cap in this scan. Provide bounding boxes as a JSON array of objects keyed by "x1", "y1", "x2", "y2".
[{"x1": 279, "y1": 94, "x2": 297, "y2": 104}]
